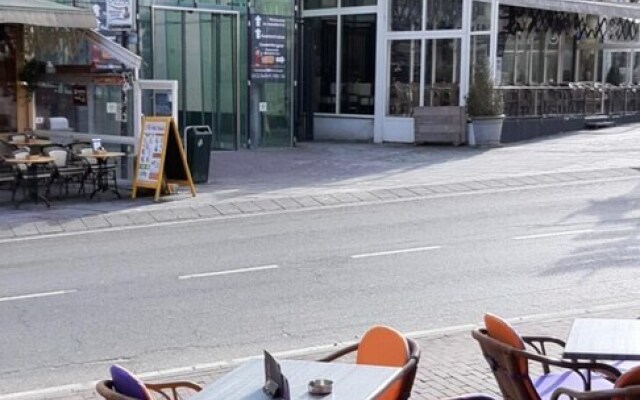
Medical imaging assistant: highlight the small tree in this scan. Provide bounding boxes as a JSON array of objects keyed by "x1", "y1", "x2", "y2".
[
  {"x1": 467, "y1": 61, "x2": 504, "y2": 117},
  {"x1": 606, "y1": 64, "x2": 622, "y2": 86},
  {"x1": 18, "y1": 58, "x2": 46, "y2": 99}
]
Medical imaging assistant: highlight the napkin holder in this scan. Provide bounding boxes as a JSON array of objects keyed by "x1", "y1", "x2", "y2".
[{"x1": 263, "y1": 350, "x2": 290, "y2": 400}]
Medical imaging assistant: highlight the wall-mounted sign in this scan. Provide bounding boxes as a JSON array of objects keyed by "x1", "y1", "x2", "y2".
[
  {"x1": 73, "y1": 86, "x2": 88, "y2": 106},
  {"x1": 106, "y1": 0, "x2": 134, "y2": 31},
  {"x1": 251, "y1": 14, "x2": 287, "y2": 82}
]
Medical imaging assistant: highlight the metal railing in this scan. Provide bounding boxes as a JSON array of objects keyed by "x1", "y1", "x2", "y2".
[{"x1": 496, "y1": 83, "x2": 640, "y2": 118}]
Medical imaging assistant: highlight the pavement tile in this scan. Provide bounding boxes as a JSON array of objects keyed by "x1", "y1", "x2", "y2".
[
  {"x1": 350, "y1": 191, "x2": 380, "y2": 202},
  {"x1": 312, "y1": 195, "x2": 342, "y2": 206},
  {"x1": 460, "y1": 181, "x2": 491, "y2": 190},
  {"x1": 59, "y1": 218, "x2": 88, "y2": 233},
  {"x1": 149, "y1": 210, "x2": 179, "y2": 222},
  {"x1": 0, "y1": 224, "x2": 15, "y2": 239},
  {"x1": 252, "y1": 200, "x2": 284, "y2": 211},
  {"x1": 81, "y1": 215, "x2": 111, "y2": 229},
  {"x1": 193, "y1": 205, "x2": 223, "y2": 217},
  {"x1": 11, "y1": 222, "x2": 40, "y2": 237},
  {"x1": 273, "y1": 197, "x2": 304, "y2": 209},
  {"x1": 330, "y1": 192, "x2": 361, "y2": 204},
  {"x1": 390, "y1": 188, "x2": 420, "y2": 198},
  {"x1": 407, "y1": 186, "x2": 438, "y2": 196},
  {"x1": 294, "y1": 196, "x2": 323, "y2": 207},
  {"x1": 476, "y1": 179, "x2": 509, "y2": 188},
  {"x1": 126, "y1": 212, "x2": 156, "y2": 225},
  {"x1": 446, "y1": 183, "x2": 476, "y2": 192},
  {"x1": 104, "y1": 214, "x2": 134, "y2": 227},
  {"x1": 214, "y1": 203, "x2": 243, "y2": 215},
  {"x1": 233, "y1": 201, "x2": 263, "y2": 213},
  {"x1": 370, "y1": 189, "x2": 400, "y2": 199},
  {"x1": 427, "y1": 185, "x2": 456, "y2": 193},
  {"x1": 34, "y1": 220, "x2": 64, "y2": 234},
  {"x1": 172, "y1": 207, "x2": 200, "y2": 220}
]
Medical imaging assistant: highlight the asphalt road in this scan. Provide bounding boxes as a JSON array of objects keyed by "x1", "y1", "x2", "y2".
[{"x1": 2, "y1": 178, "x2": 640, "y2": 395}]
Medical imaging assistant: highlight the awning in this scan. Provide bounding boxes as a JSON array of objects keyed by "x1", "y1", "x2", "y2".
[
  {"x1": 0, "y1": 0, "x2": 97, "y2": 29},
  {"x1": 85, "y1": 30, "x2": 142, "y2": 70},
  {"x1": 499, "y1": 0, "x2": 640, "y2": 19}
]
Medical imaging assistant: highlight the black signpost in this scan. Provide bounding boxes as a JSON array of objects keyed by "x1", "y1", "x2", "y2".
[{"x1": 250, "y1": 14, "x2": 287, "y2": 82}]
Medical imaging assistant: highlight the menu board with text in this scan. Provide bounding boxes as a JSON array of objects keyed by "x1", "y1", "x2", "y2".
[
  {"x1": 132, "y1": 117, "x2": 196, "y2": 201},
  {"x1": 137, "y1": 120, "x2": 167, "y2": 183}
]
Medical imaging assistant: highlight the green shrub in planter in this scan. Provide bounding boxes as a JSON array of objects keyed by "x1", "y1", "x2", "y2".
[
  {"x1": 467, "y1": 61, "x2": 504, "y2": 117},
  {"x1": 18, "y1": 59, "x2": 46, "y2": 98}
]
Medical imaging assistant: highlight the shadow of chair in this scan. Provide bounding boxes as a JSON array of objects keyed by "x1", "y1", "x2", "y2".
[
  {"x1": 96, "y1": 364, "x2": 201, "y2": 400},
  {"x1": 472, "y1": 314, "x2": 625, "y2": 400},
  {"x1": 318, "y1": 325, "x2": 420, "y2": 400}
]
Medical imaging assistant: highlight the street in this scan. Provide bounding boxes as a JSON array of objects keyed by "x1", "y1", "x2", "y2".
[{"x1": 2, "y1": 177, "x2": 640, "y2": 395}]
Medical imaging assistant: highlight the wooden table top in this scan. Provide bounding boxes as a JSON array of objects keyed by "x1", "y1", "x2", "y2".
[
  {"x1": 9, "y1": 139, "x2": 52, "y2": 146},
  {"x1": 4, "y1": 156, "x2": 54, "y2": 165},
  {"x1": 189, "y1": 359, "x2": 402, "y2": 400},
  {"x1": 564, "y1": 318, "x2": 640, "y2": 361},
  {"x1": 78, "y1": 151, "x2": 126, "y2": 159}
]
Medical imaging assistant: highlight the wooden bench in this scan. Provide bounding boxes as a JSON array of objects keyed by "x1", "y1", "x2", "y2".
[{"x1": 413, "y1": 106, "x2": 466, "y2": 145}]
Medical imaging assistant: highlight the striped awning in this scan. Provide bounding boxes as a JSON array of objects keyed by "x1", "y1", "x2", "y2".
[
  {"x1": 0, "y1": 0, "x2": 97, "y2": 29},
  {"x1": 499, "y1": 0, "x2": 640, "y2": 19}
]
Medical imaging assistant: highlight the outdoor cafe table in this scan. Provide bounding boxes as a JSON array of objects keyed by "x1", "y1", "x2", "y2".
[
  {"x1": 9, "y1": 139, "x2": 52, "y2": 155},
  {"x1": 188, "y1": 359, "x2": 402, "y2": 400},
  {"x1": 563, "y1": 318, "x2": 640, "y2": 361},
  {"x1": 78, "y1": 151, "x2": 126, "y2": 199},
  {"x1": 4, "y1": 156, "x2": 53, "y2": 208}
]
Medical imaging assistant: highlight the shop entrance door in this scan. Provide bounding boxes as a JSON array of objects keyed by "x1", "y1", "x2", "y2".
[
  {"x1": 152, "y1": 6, "x2": 241, "y2": 150},
  {"x1": 133, "y1": 79, "x2": 179, "y2": 141}
]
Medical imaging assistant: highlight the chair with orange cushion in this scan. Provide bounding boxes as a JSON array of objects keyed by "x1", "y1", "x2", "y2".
[
  {"x1": 550, "y1": 365, "x2": 640, "y2": 399},
  {"x1": 473, "y1": 314, "x2": 622, "y2": 400},
  {"x1": 318, "y1": 325, "x2": 420, "y2": 400},
  {"x1": 96, "y1": 364, "x2": 201, "y2": 400}
]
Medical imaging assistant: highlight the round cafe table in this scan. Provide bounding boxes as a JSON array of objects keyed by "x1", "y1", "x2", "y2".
[
  {"x1": 78, "y1": 151, "x2": 126, "y2": 199},
  {"x1": 4, "y1": 156, "x2": 54, "y2": 208},
  {"x1": 9, "y1": 139, "x2": 53, "y2": 155}
]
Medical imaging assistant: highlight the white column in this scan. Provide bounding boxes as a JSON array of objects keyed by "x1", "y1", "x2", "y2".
[
  {"x1": 489, "y1": 0, "x2": 499, "y2": 80},
  {"x1": 373, "y1": 0, "x2": 388, "y2": 143},
  {"x1": 460, "y1": 0, "x2": 472, "y2": 106}
]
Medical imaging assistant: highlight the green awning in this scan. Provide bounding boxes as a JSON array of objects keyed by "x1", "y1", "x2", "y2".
[{"x1": 0, "y1": 0, "x2": 97, "y2": 29}]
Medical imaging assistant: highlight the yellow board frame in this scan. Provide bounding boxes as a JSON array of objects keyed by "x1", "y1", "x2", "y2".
[{"x1": 131, "y1": 116, "x2": 196, "y2": 202}]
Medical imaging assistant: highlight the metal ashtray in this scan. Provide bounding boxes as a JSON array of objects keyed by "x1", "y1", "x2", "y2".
[{"x1": 308, "y1": 379, "x2": 333, "y2": 395}]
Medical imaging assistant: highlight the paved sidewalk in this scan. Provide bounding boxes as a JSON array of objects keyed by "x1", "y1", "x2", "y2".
[
  {"x1": 1, "y1": 123, "x2": 640, "y2": 239},
  {"x1": 17, "y1": 301, "x2": 640, "y2": 400}
]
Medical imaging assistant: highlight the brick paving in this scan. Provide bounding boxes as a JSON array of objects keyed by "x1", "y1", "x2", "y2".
[{"x1": 17, "y1": 301, "x2": 640, "y2": 400}]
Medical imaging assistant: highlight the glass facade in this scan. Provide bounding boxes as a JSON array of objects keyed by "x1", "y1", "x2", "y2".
[
  {"x1": 0, "y1": 25, "x2": 18, "y2": 132},
  {"x1": 389, "y1": 40, "x2": 420, "y2": 116},
  {"x1": 304, "y1": 8, "x2": 376, "y2": 116}
]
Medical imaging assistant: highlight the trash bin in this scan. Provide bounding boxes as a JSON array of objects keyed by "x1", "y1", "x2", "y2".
[{"x1": 184, "y1": 126, "x2": 213, "y2": 184}]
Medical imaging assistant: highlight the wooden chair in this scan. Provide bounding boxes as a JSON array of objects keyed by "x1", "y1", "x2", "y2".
[
  {"x1": 318, "y1": 325, "x2": 420, "y2": 400},
  {"x1": 96, "y1": 379, "x2": 201, "y2": 400},
  {"x1": 472, "y1": 314, "x2": 623, "y2": 400}
]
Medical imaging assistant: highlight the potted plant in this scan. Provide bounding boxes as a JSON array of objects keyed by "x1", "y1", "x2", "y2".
[
  {"x1": 467, "y1": 60, "x2": 505, "y2": 146},
  {"x1": 18, "y1": 58, "x2": 46, "y2": 99}
]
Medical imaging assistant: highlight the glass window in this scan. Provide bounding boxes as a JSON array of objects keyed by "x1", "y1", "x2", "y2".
[
  {"x1": 607, "y1": 52, "x2": 629, "y2": 85},
  {"x1": 303, "y1": 0, "x2": 337, "y2": 9},
  {"x1": 633, "y1": 52, "x2": 640, "y2": 84},
  {"x1": 514, "y1": 32, "x2": 527, "y2": 84},
  {"x1": 0, "y1": 25, "x2": 18, "y2": 132},
  {"x1": 470, "y1": 35, "x2": 490, "y2": 86},
  {"x1": 426, "y1": 0, "x2": 462, "y2": 30},
  {"x1": 471, "y1": 1, "x2": 491, "y2": 32},
  {"x1": 388, "y1": 40, "x2": 421, "y2": 115},
  {"x1": 500, "y1": 33, "x2": 516, "y2": 85},
  {"x1": 424, "y1": 39, "x2": 461, "y2": 106},
  {"x1": 343, "y1": 0, "x2": 376, "y2": 6},
  {"x1": 577, "y1": 47, "x2": 597, "y2": 82},
  {"x1": 529, "y1": 32, "x2": 545, "y2": 84},
  {"x1": 390, "y1": 0, "x2": 422, "y2": 31},
  {"x1": 341, "y1": 14, "x2": 376, "y2": 115},
  {"x1": 306, "y1": 17, "x2": 337, "y2": 113},
  {"x1": 560, "y1": 34, "x2": 574, "y2": 83},
  {"x1": 545, "y1": 33, "x2": 559, "y2": 84}
]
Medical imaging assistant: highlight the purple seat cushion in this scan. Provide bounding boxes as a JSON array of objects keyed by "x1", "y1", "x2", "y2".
[
  {"x1": 533, "y1": 371, "x2": 613, "y2": 400},
  {"x1": 110, "y1": 364, "x2": 151, "y2": 400}
]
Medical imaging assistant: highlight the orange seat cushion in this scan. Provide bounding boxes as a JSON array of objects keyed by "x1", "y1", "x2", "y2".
[
  {"x1": 484, "y1": 313, "x2": 538, "y2": 400},
  {"x1": 356, "y1": 326, "x2": 410, "y2": 400}
]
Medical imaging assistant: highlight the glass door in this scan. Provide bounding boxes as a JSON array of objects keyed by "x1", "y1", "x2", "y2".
[{"x1": 152, "y1": 7, "x2": 240, "y2": 150}]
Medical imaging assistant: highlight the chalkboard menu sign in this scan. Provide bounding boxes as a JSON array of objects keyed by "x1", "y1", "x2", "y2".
[{"x1": 132, "y1": 117, "x2": 196, "y2": 201}]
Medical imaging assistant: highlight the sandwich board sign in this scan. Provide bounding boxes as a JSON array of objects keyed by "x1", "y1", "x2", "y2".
[{"x1": 132, "y1": 116, "x2": 196, "y2": 201}]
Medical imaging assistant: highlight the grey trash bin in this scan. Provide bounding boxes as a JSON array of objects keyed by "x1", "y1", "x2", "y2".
[{"x1": 185, "y1": 126, "x2": 213, "y2": 184}]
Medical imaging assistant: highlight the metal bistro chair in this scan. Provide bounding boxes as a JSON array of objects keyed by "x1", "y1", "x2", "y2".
[
  {"x1": 96, "y1": 364, "x2": 201, "y2": 400},
  {"x1": 42, "y1": 146, "x2": 88, "y2": 198},
  {"x1": 10, "y1": 149, "x2": 52, "y2": 204},
  {"x1": 472, "y1": 314, "x2": 625, "y2": 400},
  {"x1": 319, "y1": 325, "x2": 420, "y2": 400}
]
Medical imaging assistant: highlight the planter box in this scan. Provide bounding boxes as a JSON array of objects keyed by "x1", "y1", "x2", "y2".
[{"x1": 413, "y1": 106, "x2": 466, "y2": 145}]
